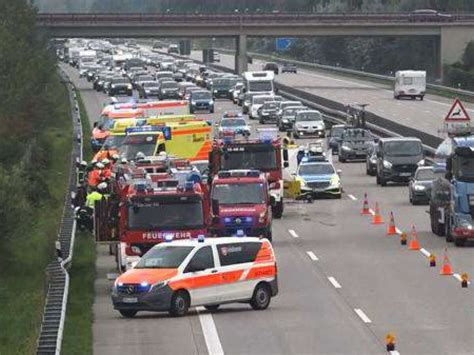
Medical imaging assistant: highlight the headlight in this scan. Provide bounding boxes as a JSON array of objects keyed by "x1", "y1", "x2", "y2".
[
  {"x1": 145, "y1": 90, "x2": 151, "y2": 93},
  {"x1": 214, "y1": 90, "x2": 218, "y2": 93},
  {"x1": 383, "y1": 160, "x2": 392, "y2": 169},
  {"x1": 258, "y1": 211, "x2": 266, "y2": 223},
  {"x1": 329, "y1": 174, "x2": 340, "y2": 188},
  {"x1": 341, "y1": 144, "x2": 351, "y2": 151},
  {"x1": 111, "y1": 84, "x2": 116, "y2": 88},
  {"x1": 417, "y1": 159, "x2": 425, "y2": 166},
  {"x1": 191, "y1": 101, "x2": 196, "y2": 105},
  {"x1": 127, "y1": 84, "x2": 133, "y2": 89},
  {"x1": 457, "y1": 215, "x2": 473, "y2": 230},
  {"x1": 414, "y1": 185, "x2": 425, "y2": 191},
  {"x1": 209, "y1": 100, "x2": 214, "y2": 105},
  {"x1": 282, "y1": 118, "x2": 289, "y2": 123}
]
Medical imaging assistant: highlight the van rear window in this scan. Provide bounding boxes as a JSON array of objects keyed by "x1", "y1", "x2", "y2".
[{"x1": 217, "y1": 242, "x2": 261, "y2": 266}]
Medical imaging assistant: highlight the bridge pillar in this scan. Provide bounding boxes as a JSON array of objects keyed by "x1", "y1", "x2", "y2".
[
  {"x1": 440, "y1": 27, "x2": 473, "y2": 79},
  {"x1": 235, "y1": 34, "x2": 248, "y2": 74}
]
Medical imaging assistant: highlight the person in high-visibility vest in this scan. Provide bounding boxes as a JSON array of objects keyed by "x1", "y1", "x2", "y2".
[{"x1": 86, "y1": 182, "x2": 108, "y2": 209}]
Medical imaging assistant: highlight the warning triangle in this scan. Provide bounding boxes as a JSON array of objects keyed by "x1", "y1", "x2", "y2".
[{"x1": 445, "y1": 98, "x2": 470, "y2": 121}]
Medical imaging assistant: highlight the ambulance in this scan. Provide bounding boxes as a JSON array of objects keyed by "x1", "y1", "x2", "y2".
[{"x1": 111, "y1": 236, "x2": 278, "y2": 317}]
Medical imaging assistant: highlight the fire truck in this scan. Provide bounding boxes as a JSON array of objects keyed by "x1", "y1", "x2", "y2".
[
  {"x1": 208, "y1": 128, "x2": 289, "y2": 218},
  {"x1": 209, "y1": 170, "x2": 273, "y2": 240},
  {"x1": 95, "y1": 157, "x2": 209, "y2": 271}
]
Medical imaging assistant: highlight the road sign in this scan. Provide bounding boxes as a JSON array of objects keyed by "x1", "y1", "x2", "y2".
[
  {"x1": 276, "y1": 38, "x2": 293, "y2": 51},
  {"x1": 445, "y1": 98, "x2": 470, "y2": 121},
  {"x1": 444, "y1": 98, "x2": 471, "y2": 136}
]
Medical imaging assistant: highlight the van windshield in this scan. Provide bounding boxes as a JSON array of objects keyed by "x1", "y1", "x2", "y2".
[
  {"x1": 254, "y1": 97, "x2": 272, "y2": 105},
  {"x1": 454, "y1": 157, "x2": 474, "y2": 182},
  {"x1": 136, "y1": 246, "x2": 194, "y2": 269},
  {"x1": 296, "y1": 112, "x2": 322, "y2": 122},
  {"x1": 212, "y1": 183, "x2": 266, "y2": 205},
  {"x1": 384, "y1": 141, "x2": 422, "y2": 157},
  {"x1": 298, "y1": 163, "x2": 334, "y2": 175},
  {"x1": 249, "y1": 81, "x2": 272, "y2": 92}
]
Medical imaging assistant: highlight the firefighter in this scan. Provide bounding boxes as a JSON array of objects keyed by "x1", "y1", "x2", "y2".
[
  {"x1": 86, "y1": 182, "x2": 107, "y2": 209},
  {"x1": 88, "y1": 162, "x2": 105, "y2": 187},
  {"x1": 296, "y1": 146, "x2": 305, "y2": 165},
  {"x1": 102, "y1": 158, "x2": 113, "y2": 180}
]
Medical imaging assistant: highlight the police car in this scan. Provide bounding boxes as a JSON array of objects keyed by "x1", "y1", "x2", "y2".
[
  {"x1": 217, "y1": 112, "x2": 251, "y2": 138},
  {"x1": 294, "y1": 155, "x2": 342, "y2": 198}
]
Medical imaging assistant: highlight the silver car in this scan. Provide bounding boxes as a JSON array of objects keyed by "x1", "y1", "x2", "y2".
[{"x1": 292, "y1": 110, "x2": 326, "y2": 138}]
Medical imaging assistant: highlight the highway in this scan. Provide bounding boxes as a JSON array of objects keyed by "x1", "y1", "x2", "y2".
[
  {"x1": 189, "y1": 50, "x2": 474, "y2": 138},
  {"x1": 63, "y1": 56, "x2": 473, "y2": 354}
]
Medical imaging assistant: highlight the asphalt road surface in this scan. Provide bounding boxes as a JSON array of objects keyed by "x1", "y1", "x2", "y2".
[
  {"x1": 62, "y1": 63, "x2": 473, "y2": 355},
  {"x1": 189, "y1": 51, "x2": 474, "y2": 139}
]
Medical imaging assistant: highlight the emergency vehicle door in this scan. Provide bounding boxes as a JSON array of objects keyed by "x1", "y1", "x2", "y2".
[{"x1": 183, "y1": 246, "x2": 219, "y2": 306}]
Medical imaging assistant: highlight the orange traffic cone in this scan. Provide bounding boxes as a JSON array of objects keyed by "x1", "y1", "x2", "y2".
[
  {"x1": 360, "y1": 193, "x2": 370, "y2": 215},
  {"x1": 386, "y1": 212, "x2": 397, "y2": 235},
  {"x1": 408, "y1": 225, "x2": 420, "y2": 250},
  {"x1": 371, "y1": 202, "x2": 383, "y2": 225},
  {"x1": 439, "y1": 248, "x2": 453, "y2": 275}
]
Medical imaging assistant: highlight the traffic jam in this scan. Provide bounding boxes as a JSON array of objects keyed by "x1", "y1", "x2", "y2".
[{"x1": 62, "y1": 38, "x2": 473, "y2": 325}]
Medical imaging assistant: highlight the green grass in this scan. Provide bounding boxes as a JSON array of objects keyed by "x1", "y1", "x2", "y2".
[
  {"x1": 62, "y1": 90, "x2": 96, "y2": 355},
  {"x1": 0, "y1": 82, "x2": 72, "y2": 354}
]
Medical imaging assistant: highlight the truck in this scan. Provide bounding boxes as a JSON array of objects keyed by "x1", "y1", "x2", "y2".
[
  {"x1": 94, "y1": 158, "x2": 209, "y2": 271},
  {"x1": 208, "y1": 128, "x2": 289, "y2": 218},
  {"x1": 209, "y1": 170, "x2": 273, "y2": 241},
  {"x1": 430, "y1": 136, "x2": 474, "y2": 246}
]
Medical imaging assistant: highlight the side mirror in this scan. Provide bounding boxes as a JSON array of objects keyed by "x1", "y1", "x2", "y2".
[{"x1": 336, "y1": 169, "x2": 342, "y2": 176}]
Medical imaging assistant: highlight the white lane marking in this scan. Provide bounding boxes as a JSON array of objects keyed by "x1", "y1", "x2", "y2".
[
  {"x1": 327, "y1": 276, "x2": 342, "y2": 289},
  {"x1": 197, "y1": 307, "x2": 225, "y2": 355},
  {"x1": 419, "y1": 248, "x2": 431, "y2": 258},
  {"x1": 354, "y1": 308, "x2": 372, "y2": 323},
  {"x1": 348, "y1": 194, "x2": 357, "y2": 201},
  {"x1": 389, "y1": 351, "x2": 401, "y2": 355},
  {"x1": 395, "y1": 227, "x2": 402, "y2": 235},
  {"x1": 288, "y1": 229, "x2": 299, "y2": 238},
  {"x1": 306, "y1": 251, "x2": 319, "y2": 261},
  {"x1": 369, "y1": 209, "x2": 375, "y2": 216},
  {"x1": 453, "y1": 273, "x2": 471, "y2": 285}
]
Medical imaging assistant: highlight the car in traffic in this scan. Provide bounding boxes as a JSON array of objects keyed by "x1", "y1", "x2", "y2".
[
  {"x1": 327, "y1": 124, "x2": 346, "y2": 154},
  {"x1": 338, "y1": 128, "x2": 375, "y2": 162},
  {"x1": 278, "y1": 105, "x2": 306, "y2": 132},
  {"x1": 211, "y1": 77, "x2": 239, "y2": 99},
  {"x1": 258, "y1": 101, "x2": 280, "y2": 124},
  {"x1": 293, "y1": 155, "x2": 342, "y2": 199},
  {"x1": 217, "y1": 115, "x2": 251, "y2": 138},
  {"x1": 249, "y1": 95, "x2": 274, "y2": 120},
  {"x1": 292, "y1": 110, "x2": 326, "y2": 138},
  {"x1": 137, "y1": 81, "x2": 160, "y2": 99},
  {"x1": 409, "y1": 166, "x2": 436, "y2": 205},
  {"x1": 232, "y1": 82, "x2": 245, "y2": 104},
  {"x1": 366, "y1": 141, "x2": 378, "y2": 176},
  {"x1": 281, "y1": 63, "x2": 297, "y2": 74},
  {"x1": 158, "y1": 80, "x2": 180, "y2": 100},
  {"x1": 376, "y1": 137, "x2": 424, "y2": 186},
  {"x1": 189, "y1": 90, "x2": 214, "y2": 113},
  {"x1": 108, "y1": 77, "x2": 133, "y2": 96},
  {"x1": 111, "y1": 237, "x2": 278, "y2": 317},
  {"x1": 263, "y1": 62, "x2": 279, "y2": 74}
]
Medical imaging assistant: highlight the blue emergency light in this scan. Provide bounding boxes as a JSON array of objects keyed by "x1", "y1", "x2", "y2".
[
  {"x1": 198, "y1": 234, "x2": 205, "y2": 243},
  {"x1": 236, "y1": 230, "x2": 245, "y2": 238},
  {"x1": 164, "y1": 234, "x2": 174, "y2": 242},
  {"x1": 184, "y1": 181, "x2": 194, "y2": 191}
]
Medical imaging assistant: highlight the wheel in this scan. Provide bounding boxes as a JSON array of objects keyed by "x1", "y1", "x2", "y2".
[
  {"x1": 445, "y1": 216, "x2": 454, "y2": 242},
  {"x1": 454, "y1": 238, "x2": 466, "y2": 247},
  {"x1": 169, "y1": 290, "x2": 190, "y2": 317},
  {"x1": 272, "y1": 201, "x2": 283, "y2": 219},
  {"x1": 339, "y1": 155, "x2": 346, "y2": 163},
  {"x1": 380, "y1": 178, "x2": 387, "y2": 187},
  {"x1": 420, "y1": 95, "x2": 424, "y2": 101},
  {"x1": 204, "y1": 304, "x2": 220, "y2": 311},
  {"x1": 119, "y1": 309, "x2": 137, "y2": 318},
  {"x1": 259, "y1": 119, "x2": 264, "y2": 124},
  {"x1": 250, "y1": 283, "x2": 272, "y2": 310},
  {"x1": 335, "y1": 193, "x2": 342, "y2": 199}
]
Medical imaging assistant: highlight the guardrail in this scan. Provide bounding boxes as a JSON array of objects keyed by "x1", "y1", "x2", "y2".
[
  {"x1": 36, "y1": 71, "x2": 83, "y2": 355},
  {"x1": 215, "y1": 48, "x2": 474, "y2": 101}
]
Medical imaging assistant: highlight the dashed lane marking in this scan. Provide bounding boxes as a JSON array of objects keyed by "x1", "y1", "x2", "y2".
[
  {"x1": 354, "y1": 308, "x2": 372, "y2": 324},
  {"x1": 288, "y1": 229, "x2": 299, "y2": 238},
  {"x1": 348, "y1": 194, "x2": 357, "y2": 201},
  {"x1": 419, "y1": 248, "x2": 431, "y2": 258},
  {"x1": 306, "y1": 251, "x2": 319, "y2": 261},
  {"x1": 327, "y1": 276, "x2": 342, "y2": 289},
  {"x1": 395, "y1": 227, "x2": 402, "y2": 235},
  {"x1": 369, "y1": 209, "x2": 375, "y2": 216},
  {"x1": 197, "y1": 307, "x2": 224, "y2": 355}
]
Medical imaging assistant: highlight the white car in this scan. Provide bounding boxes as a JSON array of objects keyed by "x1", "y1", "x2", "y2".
[{"x1": 292, "y1": 110, "x2": 326, "y2": 138}]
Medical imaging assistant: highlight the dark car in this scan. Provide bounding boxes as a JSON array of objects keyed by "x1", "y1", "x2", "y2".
[
  {"x1": 338, "y1": 128, "x2": 374, "y2": 162},
  {"x1": 211, "y1": 78, "x2": 238, "y2": 99},
  {"x1": 366, "y1": 141, "x2": 378, "y2": 176},
  {"x1": 376, "y1": 137, "x2": 424, "y2": 186},
  {"x1": 137, "y1": 81, "x2": 160, "y2": 99},
  {"x1": 189, "y1": 90, "x2": 214, "y2": 113},
  {"x1": 108, "y1": 77, "x2": 133, "y2": 96},
  {"x1": 258, "y1": 101, "x2": 280, "y2": 124},
  {"x1": 328, "y1": 125, "x2": 346, "y2": 154},
  {"x1": 263, "y1": 62, "x2": 279, "y2": 75},
  {"x1": 158, "y1": 80, "x2": 180, "y2": 100},
  {"x1": 282, "y1": 63, "x2": 297, "y2": 74},
  {"x1": 409, "y1": 166, "x2": 436, "y2": 205}
]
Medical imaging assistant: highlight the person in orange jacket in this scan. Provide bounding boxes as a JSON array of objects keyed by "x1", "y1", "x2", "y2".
[{"x1": 88, "y1": 162, "x2": 106, "y2": 187}]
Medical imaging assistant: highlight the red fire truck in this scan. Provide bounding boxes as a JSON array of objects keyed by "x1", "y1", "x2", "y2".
[
  {"x1": 95, "y1": 157, "x2": 209, "y2": 271},
  {"x1": 208, "y1": 128, "x2": 288, "y2": 218}
]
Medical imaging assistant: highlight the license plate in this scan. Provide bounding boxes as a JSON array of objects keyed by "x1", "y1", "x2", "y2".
[
  {"x1": 122, "y1": 297, "x2": 138, "y2": 303},
  {"x1": 400, "y1": 173, "x2": 411, "y2": 177}
]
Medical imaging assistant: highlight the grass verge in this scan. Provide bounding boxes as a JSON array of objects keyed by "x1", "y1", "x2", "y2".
[
  {"x1": 62, "y1": 89, "x2": 96, "y2": 355},
  {"x1": 0, "y1": 82, "x2": 72, "y2": 354}
]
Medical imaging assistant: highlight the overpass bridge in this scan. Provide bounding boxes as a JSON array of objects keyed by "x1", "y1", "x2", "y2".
[{"x1": 37, "y1": 13, "x2": 474, "y2": 74}]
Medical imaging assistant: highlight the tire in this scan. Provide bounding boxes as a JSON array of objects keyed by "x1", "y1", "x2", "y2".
[
  {"x1": 169, "y1": 290, "x2": 190, "y2": 317},
  {"x1": 335, "y1": 193, "x2": 342, "y2": 199},
  {"x1": 272, "y1": 201, "x2": 283, "y2": 219},
  {"x1": 339, "y1": 155, "x2": 346, "y2": 163},
  {"x1": 250, "y1": 283, "x2": 272, "y2": 310},
  {"x1": 119, "y1": 309, "x2": 137, "y2": 318},
  {"x1": 454, "y1": 238, "x2": 466, "y2": 247},
  {"x1": 259, "y1": 118, "x2": 264, "y2": 124},
  {"x1": 380, "y1": 178, "x2": 387, "y2": 187},
  {"x1": 420, "y1": 95, "x2": 424, "y2": 101},
  {"x1": 204, "y1": 304, "x2": 220, "y2": 311}
]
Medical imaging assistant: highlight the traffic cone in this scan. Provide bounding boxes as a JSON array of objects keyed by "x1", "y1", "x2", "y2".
[
  {"x1": 408, "y1": 225, "x2": 420, "y2": 250},
  {"x1": 385, "y1": 333, "x2": 396, "y2": 352},
  {"x1": 371, "y1": 202, "x2": 383, "y2": 225},
  {"x1": 439, "y1": 248, "x2": 453, "y2": 275},
  {"x1": 400, "y1": 231, "x2": 407, "y2": 245},
  {"x1": 360, "y1": 193, "x2": 370, "y2": 215},
  {"x1": 386, "y1": 212, "x2": 397, "y2": 235}
]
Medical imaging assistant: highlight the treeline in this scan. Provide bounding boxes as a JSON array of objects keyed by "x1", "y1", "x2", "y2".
[
  {"x1": 444, "y1": 42, "x2": 474, "y2": 90},
  {"x1": 35, "y1": 0, "x2": 474, "y2": 13}
]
